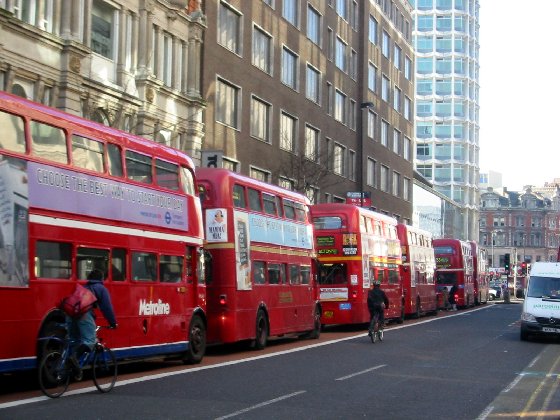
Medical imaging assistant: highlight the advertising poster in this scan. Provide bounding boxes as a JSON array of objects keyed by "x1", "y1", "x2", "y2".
[
  {"x1": 234, "y1": 212, "x2": 251, "y2": 290},
  {"x1": 205, "y1": 208, "x2": 227, "y2": 242}
]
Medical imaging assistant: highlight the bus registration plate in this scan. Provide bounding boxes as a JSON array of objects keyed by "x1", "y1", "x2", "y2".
[
  {"x1": 339, "y1": 303, "x2": 352, "y2": 310},
  {"x1": 324, "y1": 311, "x2": 334, "y2": 318},
  {"x1": 542, "y1": 327, "x2": 560, "y2": 333}
]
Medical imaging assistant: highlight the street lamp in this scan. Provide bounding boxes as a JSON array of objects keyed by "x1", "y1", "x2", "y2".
[
  {"x1": 491, "y1": 230, "x2": 496, "y2": 268},
  {"x1": 358, "y1": 102, "x2": 374, "y2": 208}
]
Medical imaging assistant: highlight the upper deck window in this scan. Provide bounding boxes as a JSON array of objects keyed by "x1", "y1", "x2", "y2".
[
  {"x1": 180, "y1": 167, "x2": 195, "y2": 195},
  {"x1": 435, "y1": 246, "x2": 454, "y2": 255},
  {"x1": 233, "y1": 184, "x2": 246, "y2": 208},
  {"x1": 155, "y1": 159, "x2": 179, "y2": 191},
  {"x1": 31, "y1": 121, "x2": 67, "y2": 164},
  {"x1": 107, "y1": 143, "x2": 123, "y2": 177},
  {"x1": 125, "y1": 150, "x2": 152, "y2": 184},
  {"x1": 263, "y1": 193, "x2": 278, "y2": 216},
  {"x1": 0, "y1": 110, "x2": 25, "y2": 153},
  {"x1": 248, "y1": 188, "x2": 262, "y2": 212},
  {"x1": 72, "y1": 135, "x2": 104, "y2": 173},
  {"x1": 313, "y1": 216, "x2": 342, "y2": 230}
]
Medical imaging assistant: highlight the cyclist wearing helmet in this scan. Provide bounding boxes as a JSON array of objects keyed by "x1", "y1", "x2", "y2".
[{"x1": 367, "y1": 281, "x2": 389, "y2": 336}]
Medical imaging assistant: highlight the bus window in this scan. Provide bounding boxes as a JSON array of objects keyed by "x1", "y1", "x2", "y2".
[
  {"x1": 436, "y1": 271, "x2": 457, "y2": 285},
  {"x1": 283, "y1": 199, "x2": 295, "y2": 219},
  {"x1": 248, "y1": 188, "x2": 262, "y2": 212},
  {"x1": 180, "y1": 166, "x2": 196, "y2": 195},
  {"x1": 34, "y1": 241, "x2": 72, "y2": 279},
  {"x1": 111, "y1": 248, "x2": 126, "y2": 281},
  {"x1": 375, "y1": 270, "x2": 384, "y2": 285},
  {"x1": 107, "y1": 143, "x2": 123, "y2": 177},
  {"x1": 319, "y1": 264, "x2": 346, "y2": 285},
  {"x1": 301, "y1": 265, "x2": 311, "y2": 284},
  {"x1": 294, "y1": 202, "x2": 306, "y2": 222},
  {"x1": 0, "y1": 110, "x2": 25, "y2": 153},
  {"x1": 233, "y1": 184, "x2": 246, "y2": 208},
  {"x1": 263, "y1": 193, "x2": 277, "y2": 216},
  {"x1": 289, "y1": 264, "x2": 300, "y2": 284},
  {"x1": 268, "y1": 263, "x2": 281, "y2": 284},
  {"x1": 72, "y1": 135, "x2": 104, "y2": 173},
  {"x1": 313, "y1": 216, "x2": 342, "y2": 230},
  {"x1": 253, "y1": 261, "x2": 266, "y2": 284},
  {"x1": 132, "y1": 252, "x2": 157, "y2": 281},
  {"x1": 125, "y1": 150, "x2": 152, "y2": 184},
  {"x1": 155, "y1": 159, "x2": 179, "y2": 191},
  {"x1": 76, "y1": 247, "x2": 110, "y2": 280},
  {"x1": 30, "y1": 121, "x2": 67, "y2": 164},
  {"x1": 159, "y1": 255, "x2": 183, "y2": 283}
]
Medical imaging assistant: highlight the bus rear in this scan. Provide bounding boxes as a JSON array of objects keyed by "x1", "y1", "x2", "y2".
[{"x1": 434, "y1": 239, "x2": 474, "y2": 308}]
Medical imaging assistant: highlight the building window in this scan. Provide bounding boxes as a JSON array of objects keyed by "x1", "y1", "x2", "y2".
[
  {"x1": 382, "y1": 75, "x2": 390, "y2": 102},
  {"x1": 381, "y1": 120, "x2": 389, "y2": 147},
  {"x1": 216, "y1": 78, "x2": 240, "y2": 129},
  {"x1": 393, "y1": 129, "x2": 400, "y2": 155},
  {"x1": 162, "y1": 33, "x2": 173, "y2": 86},
  {"x1": 218, "y1": 1, "x2": 242, "y2": 55},
  {"x1": 253, "y1": 26, "x2": 272, "y2": 74},
  {"x1": 404, "y1": 96, "x2": 411, "y2": 120},
  {"x1": 404, "y1": 137, "x2": 411, "y2": 161},
  {"x1": 393, "y1": 86, "x2": 401, "y2": 112},
  {"x1": 280, "y1": 112, "x2": 297, "y2": 152},
  {"x1": 380, "y1": 165, "x2": 389, "y2": 192},
  {"x1": 91, "y1": 0, "x2": 117, "y2": 60},
  {"x1": 348, "y1": 149, "x2": 356, "y2": 181},
  {"x1": 369, "y1": 15, "x2": 378, "y2": 45},
  {"x1": 307, "y1": 4, "x2": 321, "y2": 45},
  {"x1": 367, "y1": 158, "x2": 377, "y2": 187},
  {"x1": 403, "y1": 177, "x2": 410, "y2": 201},
  {"x1": 368, "y1": 62, "x2": 377, "y2": 92},
  {"x1": 306, "y1": 64, "x2": 320, "y2": 103},
  {"x1": 333, "y1": 143, "x2": 345, "y2": 176},
  {"x1": 394, "y1": 45, "x2": 401, "y2": 70},
  {"x1": 283, "y1": 0, "x2": 299, "y2": 27},
  {"x1": 335, "y1": 37, "x2": 347, "y2": 72},
  {"x1": 334, "y1": 90, "x2": 347, "y2": 124},
  {"x1": 305, "y1": 125, "x2": 319, "y2": 162},
  {"x1": 250, "y1": 96, "x2": 271, "y2": 142},
  {"x1": 393, "y1": 172, "x2": 401, "y2": 196},
  {"x1": 279, "y1": 177, "x2": 294, "y2": 190},
  {"x1": 367, "y1": 110, "x2": 376, "y2": 139},
  {"x1": 250, "y1": 167, "x2": 271, "y2": 183},
  {"x1": 281, "y1": 47, "x2": 298, "y2": 89},
  {"x1": 382, "y1": 31, "x2": 390, "y2": 58}
]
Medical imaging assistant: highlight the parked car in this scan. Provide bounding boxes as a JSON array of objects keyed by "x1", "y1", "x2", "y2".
[
  {"x1": 488, "y1": 288, "x2": 497, "y2": 300},
  {"x1": 489, "y1": 286, "x2": 502, "y2": 300}
]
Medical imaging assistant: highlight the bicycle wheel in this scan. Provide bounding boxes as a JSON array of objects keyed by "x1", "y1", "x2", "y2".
[
  {"x1": 38, "y1": 351, "x2": 70, "y2": 398},
  {"x1": 92, "y1": 347, "x2": 117, "y2": 393}
]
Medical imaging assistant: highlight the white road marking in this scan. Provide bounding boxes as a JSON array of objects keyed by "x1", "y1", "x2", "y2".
[
  {"x1": 335, "y1": 364, "x2": 387, "y2": 381},
  {"x1": 214, "y1": 391, "x2": 306, "y2": 420}
]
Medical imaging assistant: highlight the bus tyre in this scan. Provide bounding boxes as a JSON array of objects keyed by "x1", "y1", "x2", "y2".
[
  {"x1": 253, "y1": 310, "x2": 268, "y2": 350},
  {"x1": 309, "y1": 306, "x2": 321, "y2": 339},
  {"x1": 183, "y1": 315, "x2": 206, "y2": 364}
]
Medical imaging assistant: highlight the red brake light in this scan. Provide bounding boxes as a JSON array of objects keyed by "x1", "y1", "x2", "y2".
[{"x1": 219, "y1": 294, "x2": 227, "y2": 305}]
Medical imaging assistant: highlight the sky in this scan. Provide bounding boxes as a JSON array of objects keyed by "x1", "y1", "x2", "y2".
[{"x1": 478, "y1": 0, "x2": 560, "y2": 191}]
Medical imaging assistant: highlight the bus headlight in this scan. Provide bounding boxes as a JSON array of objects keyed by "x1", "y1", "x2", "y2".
[{"x1": 521, "y1": 312, "x2": 537, "y2": 322}]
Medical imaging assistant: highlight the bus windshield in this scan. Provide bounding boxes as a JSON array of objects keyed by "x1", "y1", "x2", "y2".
[{"x1": 527, "y1": 276, "x2": 560, "y2": 299}]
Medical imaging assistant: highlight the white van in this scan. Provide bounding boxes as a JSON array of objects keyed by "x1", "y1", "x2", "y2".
[{"x1": 520, "y1": 262, "x2": 560, "y2": 340}]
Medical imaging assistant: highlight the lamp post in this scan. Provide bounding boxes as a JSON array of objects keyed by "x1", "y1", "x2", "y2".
[
  {"x1": 491, "y1": 230, "x2": 496, "y2": 268},
  {"x1": 358, "y1": 102, "x2": 374, "y2": 208}
]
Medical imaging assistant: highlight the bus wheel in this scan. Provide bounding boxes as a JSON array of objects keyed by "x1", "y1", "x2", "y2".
[
  {"x1": 396, "y1": 306, "x2": 404, "y2": 324},
  {"x1": 253, "y1": 310, "x2": 268, "y2": 350},
  {"x1": 308, "y1": 306, "x2": 322, "y2": 339},
  {"x1": 183, "y1": 315, "x2": 206, "y2": 364}
]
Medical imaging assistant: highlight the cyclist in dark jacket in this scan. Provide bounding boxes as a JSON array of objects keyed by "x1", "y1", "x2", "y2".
[
  {"x1": 66, "y1": 269, "x2": 117, "y2": 375},
  {"x1": 367, "y1": 281, "x2": 389, "y2": 336}
]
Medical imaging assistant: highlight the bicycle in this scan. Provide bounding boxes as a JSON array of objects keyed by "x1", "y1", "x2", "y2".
[
  {"x1": 37, "y1": 324, "x2": 117, "y2": 398},
  {"x1": 368, "y1": 311, "x2": 384, "y2": 343}
]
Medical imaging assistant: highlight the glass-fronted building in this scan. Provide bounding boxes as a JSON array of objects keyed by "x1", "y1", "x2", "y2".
[{"x1": 412, "y1": 0, "x2": 480, "y2": 240}]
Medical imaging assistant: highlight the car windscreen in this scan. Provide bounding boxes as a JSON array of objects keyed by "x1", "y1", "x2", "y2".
[{"x1": 527, "y1": 276, "x2": 560, "y2": 299}]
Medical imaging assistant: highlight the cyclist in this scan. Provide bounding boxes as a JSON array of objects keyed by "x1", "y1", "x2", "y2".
[
  {"x1": 67, "y1": 268, "x2": 117, "y2": 377},
  {"x1": 367, "y1": 280, "x2": 389, "y2": 337}
]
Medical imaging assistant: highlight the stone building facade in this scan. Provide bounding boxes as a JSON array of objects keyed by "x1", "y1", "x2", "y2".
[
  {"x1": 0, "y1": 0, "x2": 205, "y2": 160},
  {"x1": 479, "y1": 187, "x2": 560, "y2": 267}
]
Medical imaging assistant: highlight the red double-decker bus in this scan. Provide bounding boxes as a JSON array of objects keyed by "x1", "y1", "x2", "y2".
[
  {"x1": 196, "y1": 168, "x2": 321, "y2": 349},
  {"x1": 0, "y1": 92, "x2": 207, "y2": 373},
  {"x1": 470, "y1": 241, "x2": 490, "y2": 305},
  {"x1": 433, "y1": 238, "x2": 474, "y2": 308},
  {"x1": 397, "y1": 224, "x2": 437, "y2": 318},
  {"x1": 310, "y1": 203, "x2": 404, "y2": 326}
]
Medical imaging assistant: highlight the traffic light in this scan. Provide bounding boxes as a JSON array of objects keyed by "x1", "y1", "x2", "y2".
[
  {"x1": 521, "y1": 262, "x2": 527, "y2": 275},
  {"x1": 504, "y1": 253, "x2": 510, "y2": 274}
]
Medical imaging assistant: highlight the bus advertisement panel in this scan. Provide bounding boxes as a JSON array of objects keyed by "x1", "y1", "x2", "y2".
[
  {"x1": 397, "y1": 224, "x2": 437, "y2": 318},
  {"x1": 311, "y1": 203, "x2": 404, "y2": 326},
  {"x1": 0, "y1": 92, "x2": 206, "y2": 373},
  {"x1": 434, "y1": 238, "x2": 474, "y2": 308},
  {"x1": 197, "y1": 168, "x2": 320, "y2": 349}
]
